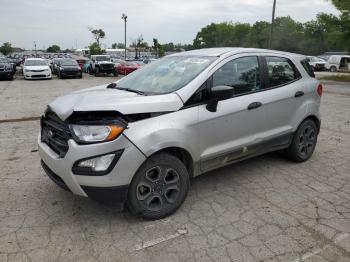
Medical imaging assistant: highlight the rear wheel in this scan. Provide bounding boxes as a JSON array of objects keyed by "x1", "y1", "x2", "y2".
[
  {"x1": 127, "y1": 153, "x2": 190, "y2": 220},
  {"x1": 330, "y1": 66, "x2": 337, "y2": 72},
  {"x1": 285, "y1": 119, "x2": 318, "y2": 162}
]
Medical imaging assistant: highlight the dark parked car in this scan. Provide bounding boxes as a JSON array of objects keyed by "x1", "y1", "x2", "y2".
[
  {"x1": 0, "y1": 57, "x2": 16, "y2": 80},
  {"x1": 51, "y1": 58, "x2": 63, "y2": 75},
  {"x1": 56, "y1": 59, "x2": 82, "y2": 79}
]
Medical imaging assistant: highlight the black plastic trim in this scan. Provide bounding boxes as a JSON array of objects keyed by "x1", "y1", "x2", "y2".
[
  {"x1": 72, "y1": 149, "x2": 124, "y2": 176},
  {"x1": 81, "y1": 185, "x2": 129, "y2": 205},
  {"x1": 41, "y1": 160, "x2": 70, "y2": 191},
  {"x1": 200, "y1": 132, "x2": 294, "y2": 172}
]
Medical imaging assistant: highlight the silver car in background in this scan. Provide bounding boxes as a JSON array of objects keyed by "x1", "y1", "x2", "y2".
[{"x1": 38, "y1": 48, "x2": 322, "y2": 219}]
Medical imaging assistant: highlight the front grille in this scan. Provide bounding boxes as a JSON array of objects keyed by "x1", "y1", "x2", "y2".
[
  {"x1": 100, "y1": 64, "x2": 114, "y2": 70},
  {"x1": 41, "y1": 112, "x2": 70, "y2": 158},
  {"x1": 32, "y1": 75, "x2": 46, "y2": 77},
  {"x1": 63, "y1": 71, "x2": 78, "y2": 75}
]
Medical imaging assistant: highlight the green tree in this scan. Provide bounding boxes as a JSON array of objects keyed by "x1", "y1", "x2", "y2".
[
  {"x1": 193, "y1": 22, "x2": 251, "y2": 49},
  {"x1": 330, "y1": 0, "x2": 350, "y2": 12},
  {"x1": 270, "y1": 16, "x2": 304, "y2": 52},
  {"x1": 111, "y1": 43, "x2": 124, "y2": 49},
  {"x1": 46, "y1": 45, "x2": 61, "y2": 53},
  {"x1": 89, "y1": 42, "x2": 103, "y2": 55},
  {"x1": 248, "y1": 21, "x2": 270, "y2": 48},
  {"x1": 88, "y1": 28, "x2": 105, "y2": 48},
  {"x1": 162, "y1": 42, "x2": 175, "y2": 52},
  {"x1": 131, "y1": 35, "x2": 148, "y2": 58},
  {"x1": 0, "y1": 42, "x2": 14, "y2": 55}
]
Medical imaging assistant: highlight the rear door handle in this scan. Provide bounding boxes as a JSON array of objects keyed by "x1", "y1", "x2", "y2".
[
  {"x1": 247, "y1": 102, "x2": 262, "y2": 110},
  {"x1": 295, "y1": 91, "x2": 305, "y2": 98}
]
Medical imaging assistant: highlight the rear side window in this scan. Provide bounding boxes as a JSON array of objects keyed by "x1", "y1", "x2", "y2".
[
  {"x1": 301, "y1": 59, "x2": 315, "y2": 78},
  {"x1": 265, "y1": 56, "x2": 301, "y2": 88}
]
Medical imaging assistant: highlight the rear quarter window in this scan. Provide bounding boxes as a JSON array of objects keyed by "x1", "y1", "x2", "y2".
[{"x1": 301, "y1": 59, "x2": 315, "y2": 78}]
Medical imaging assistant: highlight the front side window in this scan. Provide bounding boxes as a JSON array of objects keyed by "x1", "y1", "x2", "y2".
[
  {"x1": 212, "y1": 56, "x2": 261, "y2": 96},
  {"x1": 266, "y1": 56, "x2": 300, "y2": 87}
]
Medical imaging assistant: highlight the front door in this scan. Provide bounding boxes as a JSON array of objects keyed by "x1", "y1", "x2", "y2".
[{"x1": 197, "y1": 55, "x2": 267, "y2": 172}]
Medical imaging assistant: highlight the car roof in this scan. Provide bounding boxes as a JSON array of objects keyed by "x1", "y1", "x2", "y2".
[
  {"x1": 169, "y1": 47, "x2": 305, "y2": 60},
  {"x1": 330, "y1": 55, "x2": 350, "y2": 58}
]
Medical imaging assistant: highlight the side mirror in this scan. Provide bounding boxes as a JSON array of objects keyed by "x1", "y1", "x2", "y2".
[{"x1": 206, "y1": 85, "x2": 234, "y2": 112}]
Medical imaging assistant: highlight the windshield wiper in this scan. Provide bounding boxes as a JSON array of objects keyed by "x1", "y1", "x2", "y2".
[{"x1": 106, "y1": 83, "x2": 147, "y2": 96}]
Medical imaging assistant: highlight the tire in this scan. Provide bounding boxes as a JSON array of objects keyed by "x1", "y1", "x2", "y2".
[
  {"x1": 330, "y1": 66, "x2": 337, "y2": 73},
  {"x1": 94, "y1": 67, "x2": 99, "y2": 76},
  {"x1": 285, "y1": 119, "x2": 318, "y2": 162},
  {"x1": 127, "y1": 153, "x2": 190, "y2": 220},
  {"x1": 113, "y1": 69, "x2": 118, "y2": 77}
]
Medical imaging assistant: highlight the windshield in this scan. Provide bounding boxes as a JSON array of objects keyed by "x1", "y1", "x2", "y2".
[
  {"x1": 25, "y1": 60, "x2": 47, "y2": 66},
  {"x1": 96, "y1": 56, "x2": 110, "y2": 61},
  {"x1": 116, "y1": 56, "x2": 216, "y2": 95},
  {"x1": 0, "y1": 58, "x2": 9, "y2": 63},
  {"x1": 60, "y1": 59, "x2": 78, "y2": 66}
]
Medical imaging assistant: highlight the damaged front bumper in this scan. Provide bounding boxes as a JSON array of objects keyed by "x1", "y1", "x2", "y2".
[{"x1": 38, "y1": 132, "x2": 146, "y2": 204}]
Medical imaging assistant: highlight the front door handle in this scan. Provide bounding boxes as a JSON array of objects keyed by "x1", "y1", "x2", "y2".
[
  {"x1": 295, "y1": 91, "x2": 305, "y2": 98},
  {"x1": 247, "y1": 102, "x2": 262, "y2": 110}
]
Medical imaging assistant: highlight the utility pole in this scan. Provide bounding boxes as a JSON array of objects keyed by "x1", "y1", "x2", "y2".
[
  {"x1": 34, "y1": 41, "x2": 37, "y2": 55},
  {"x1": 121, "y1": 13, "x2": 127, "y2": 60},
  {"x1": 269, "y1": 0, "x2": 277, "y2": 49}
]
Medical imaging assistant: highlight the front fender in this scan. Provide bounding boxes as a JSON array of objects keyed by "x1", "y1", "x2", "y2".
[{"x1": 123, "y1": 107, "x2": 199, "y2": 162}]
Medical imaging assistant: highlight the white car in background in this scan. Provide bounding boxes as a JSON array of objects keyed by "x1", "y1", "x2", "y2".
[
  {"x1": 23, "y1": 58, "x2": 52, "y2": 80},
  {"x1": 307, "y1": 56, "x2": 327, "y2": 71},
  {"x1": 325, "y1": 55, "x2": 350, "y2": 72}
]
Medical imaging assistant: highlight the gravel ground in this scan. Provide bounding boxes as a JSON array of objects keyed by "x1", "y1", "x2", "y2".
[{"x1": 0, "y1": 74, "x2": 350, "y2": 262}]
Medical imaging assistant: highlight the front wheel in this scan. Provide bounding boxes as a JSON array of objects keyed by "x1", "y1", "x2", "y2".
[
  {"x1": 285, "y1": 119, "x2": 318, "y2": 162},
  {"x1": 113, "y1": 69, "x2": 118, "y2": 77},
  {"x1": 94, "y1": 67, "x2": 99, "y2": 76},
  {"x1": 127, "y1": 153, "x2": 190, "y2": 220}
]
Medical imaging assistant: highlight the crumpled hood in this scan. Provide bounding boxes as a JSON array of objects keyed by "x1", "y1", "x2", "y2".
[{"x1": 48, "y1": 84, "x2": 184, "y2": 120}]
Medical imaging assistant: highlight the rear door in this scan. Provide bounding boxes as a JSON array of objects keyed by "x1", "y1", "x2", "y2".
[{"x1": 258, "y1": 55, "x2": 307, "y2": 144}]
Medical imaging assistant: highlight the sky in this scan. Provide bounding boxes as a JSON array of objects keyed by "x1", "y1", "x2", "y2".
[{"x1": 0, "y1": 0, "x2": 339, "y2": 50}]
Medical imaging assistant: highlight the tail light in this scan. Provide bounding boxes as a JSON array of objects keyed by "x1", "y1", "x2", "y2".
[{"x1": 317, "y1": 84, "x2": 323, "y2": 97}]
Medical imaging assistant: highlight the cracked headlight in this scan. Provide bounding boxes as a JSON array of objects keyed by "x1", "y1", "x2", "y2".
[{"x1": 70, "y1": 125, "x2": 125, "y2": 143}]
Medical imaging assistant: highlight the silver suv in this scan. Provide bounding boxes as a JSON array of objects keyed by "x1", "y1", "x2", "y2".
[{"x1": 39, "y1": 48, "x2": 322, "y2": 219}]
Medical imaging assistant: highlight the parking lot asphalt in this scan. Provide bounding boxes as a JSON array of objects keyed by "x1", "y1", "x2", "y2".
[{"x1": 0, "y1": 74, "x2": 350, "y2": 262}]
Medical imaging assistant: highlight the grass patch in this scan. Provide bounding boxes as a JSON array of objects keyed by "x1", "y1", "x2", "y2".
[{"x1": 320, "y1": 75, "x2": 350, "y2": 82}]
